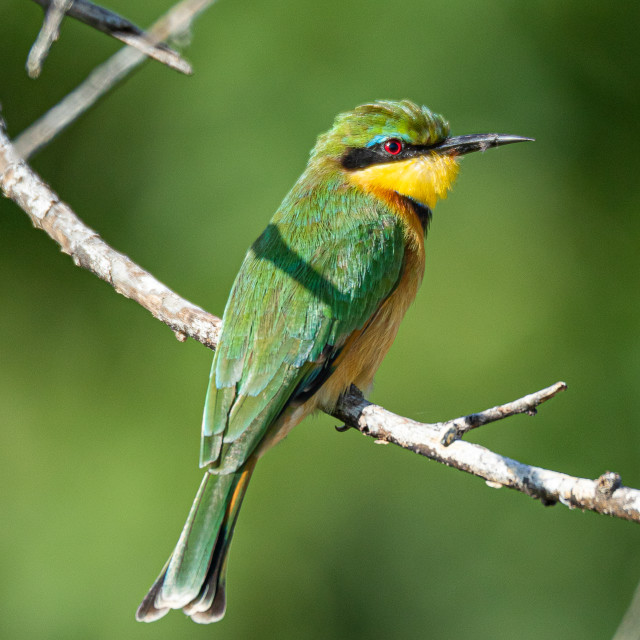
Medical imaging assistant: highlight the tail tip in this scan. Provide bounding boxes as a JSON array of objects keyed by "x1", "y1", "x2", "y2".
[
  {"x1": 187, "y1": 586, "x2": 227, "y2": 624},
  {"x1": 135, "y1": 600, "x2": 170, "y2": 623},
  {"x1": 136, "y1": 570, "x2": 170, "y2": 622}
]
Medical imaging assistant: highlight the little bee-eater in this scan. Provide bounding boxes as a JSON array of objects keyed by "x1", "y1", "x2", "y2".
[{"x1": 137, "y1": 100, "x2": 530, "y2": 623}]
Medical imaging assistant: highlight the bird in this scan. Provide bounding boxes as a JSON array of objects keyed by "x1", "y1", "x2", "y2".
[{"x1": 136, "y1": 100, "x2": 531, "y2": 623}]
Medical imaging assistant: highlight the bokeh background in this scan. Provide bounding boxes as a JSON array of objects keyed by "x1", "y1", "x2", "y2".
[{"x1": 1, "y1": 1, "x2": 639, "y2": 638}]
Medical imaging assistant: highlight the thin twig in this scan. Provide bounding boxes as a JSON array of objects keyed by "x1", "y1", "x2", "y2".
[
  {"x1": 1, "y1": 123, "x2": 638, "y2": 524},
  {"x1": 27, "y1": 0, "x2": 73, "y2": 78},
  {"x1": 438, "y1": 381, "x2": 568, "y2": 446},
  {"x1": 29, "y1": 0, "x2": 192, "y2": 74},
  {"x1": 16, "y1": 0, "x2": 217, "y2": 159}
]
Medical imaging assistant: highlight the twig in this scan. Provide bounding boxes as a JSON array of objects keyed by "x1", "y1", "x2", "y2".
[
  {"x1": 29, "y1": 0, "x2": 192, "y2": 75},
  {"x1": 438, "y1": 381, "x2": 568, "y2": 446},
  {"x1": 1, "y1": 123, "x2": 638, "y2": 524},
  {"x1": 16, "y1": 0, "x2": 217, "y2": 159},
  {"x1": 27, "y1": 0, "x2": 73, "y2": 78}
]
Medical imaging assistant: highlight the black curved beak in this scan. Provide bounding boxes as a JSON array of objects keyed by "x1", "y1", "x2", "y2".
[{"x1": 434, "y1": 133, "x2": 534, "y2": 156}]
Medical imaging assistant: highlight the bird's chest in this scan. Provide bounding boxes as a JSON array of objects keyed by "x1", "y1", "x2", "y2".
[
  {"x1": 344, "y1": 235, "x2": 425, "y2": 388},
  {"x1": 316, "y1": 215, "x2": 426, "y2": 409}
]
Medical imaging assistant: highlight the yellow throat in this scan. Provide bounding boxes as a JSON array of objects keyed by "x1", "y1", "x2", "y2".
[{"x1": 349, "y1": 153, "x2": 460, "y2": 210}]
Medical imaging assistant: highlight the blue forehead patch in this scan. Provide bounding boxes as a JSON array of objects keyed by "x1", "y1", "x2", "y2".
[
  {"x1": 365, "y1": 134, "x2": 387, "y2": 147},
  {"x1": 365, "y1": 133, "x2": 412, "y2": 147}
]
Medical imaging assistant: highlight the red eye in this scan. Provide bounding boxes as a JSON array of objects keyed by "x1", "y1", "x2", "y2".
[{"x1": 384, "y1": 139, "x2": 403, "y2": 155}]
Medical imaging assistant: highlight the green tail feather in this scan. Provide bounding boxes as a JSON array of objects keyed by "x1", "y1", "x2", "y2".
[{"x1": 136, "y1": 461, "x2": 255, "y2": 623}]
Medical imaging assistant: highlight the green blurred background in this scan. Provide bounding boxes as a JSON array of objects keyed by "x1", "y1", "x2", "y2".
[{"x1": 1, "y1": 1, "x2": 639, "y2": 638}]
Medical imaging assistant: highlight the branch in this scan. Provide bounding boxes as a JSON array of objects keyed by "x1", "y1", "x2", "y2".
[
  {"x1": 0, "y1": 122, "x2": 220, "y2": 348},
  {"x1": 27, "y1": 0, "x2": 73, "y2": 78},
  {"x1": 29, "y1": 0, "x2": 192, "y2": 75},
  {"x1": 16, "y1": 0, "x2": 218, "y2": 159},
  {"x1": 1, "y1": 122, "x2": 638, "y2": 524},
  {"x1": 333, "y1": 387, "x2": 639, "y2": 523},
  {"x1": 437, "y1": 381, "x2": 568, "y2": 446}
]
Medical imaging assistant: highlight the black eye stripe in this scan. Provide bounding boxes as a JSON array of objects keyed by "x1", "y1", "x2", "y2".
[
  {"x1": 341, "y1": 146, "x2": 385, "y2": 170},
  {"x1": 341, "y1": 142, "x2": 433, "y2": 170}
]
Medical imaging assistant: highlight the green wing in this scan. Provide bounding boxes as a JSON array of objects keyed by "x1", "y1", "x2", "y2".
[{"x1": 201, "y1": 185, "x2": 406, "y2": 473}]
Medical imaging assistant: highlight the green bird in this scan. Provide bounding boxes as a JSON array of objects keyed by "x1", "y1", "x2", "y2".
[{"x1": 136, "y1": 100, "x2": 530, "y2": 623}]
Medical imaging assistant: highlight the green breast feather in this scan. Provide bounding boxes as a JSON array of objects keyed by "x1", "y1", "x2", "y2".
[{"x1": 200, "y1": 177, "x2": 406, "y2": 473}]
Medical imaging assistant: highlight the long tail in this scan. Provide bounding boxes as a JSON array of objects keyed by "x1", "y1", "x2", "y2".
[{"x1": 136, "y1": 459, "x2": 256, "y2": 624}]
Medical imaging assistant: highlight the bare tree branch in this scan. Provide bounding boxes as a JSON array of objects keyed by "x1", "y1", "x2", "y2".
[
  {"x1": 29, "y1": 0, "x2": 193, "y2": 75},
  {"x1": 438, "y1": 381, "x2": 568, "y2": 446},
  {"x1": 0, "y1": 123, "x2": 220, "y2": 348},
  {"x1": 16, "y1": 0, "x2": 217, "y2": 159},
  {"x1": 333, "y1": 387, "x2": 639, "y2": 523},
  {"x1": 1, "y1": 123, "x2": 638, "y2": 525},
  {"x1": 26, "y1": 0, "x2": 73, "y2": 78}
]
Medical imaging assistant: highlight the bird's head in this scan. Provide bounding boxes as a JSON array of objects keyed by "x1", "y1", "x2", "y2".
[{"x1": 311, "y1": 100, "x2": 531, "y2": 210}]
